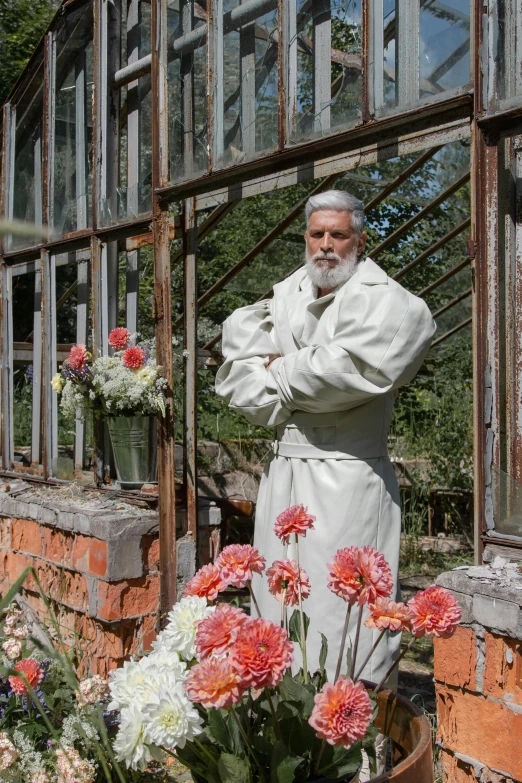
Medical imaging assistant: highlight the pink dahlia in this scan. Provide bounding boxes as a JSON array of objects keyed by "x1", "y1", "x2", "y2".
[
  {"x1": 266, "y1": 559, "x2": 311, "y2": 606},
  {"x1": 8, "y1": 658, "x2": 44, "y2": 696},
  {"x1": 274, "y1": 505, "x2": 316, "y2": 544},
  {"x1": 185, "y1": 657, "x2": 243, "y2": 710},
  {"x1": 108, "y1": 327, "x2": 131, "y2": 350},
  {"x1": 230, "y1": 617, "x2": 293, "y2": 689},
  {"x1": 68, "y1": 344, "x2": 88, "y2": 371},
  {"x1": 195, "y1": 603, "x2": 248, "y2": 660},
  {"x1": 365, "y1": 597, "x2": 413, "y2": 633},
  {"x1": 216, "y1": 544, "x2": 266, "y2": 588},
  {"x1": 122, "y1": 346, "x2": 146, "y2": 369},
  {"x1": 327, "y1": 546, "x2": 393, "y2": 606},
  {"x1": 408, "y1": 586, "x2": 462, "y2": 639},
  {"x1": 183, "y1": 563, "x2": 228, "y2": 602},
  {"x1": 309, "y1": 677, "x2": 373, "y2": 748}
]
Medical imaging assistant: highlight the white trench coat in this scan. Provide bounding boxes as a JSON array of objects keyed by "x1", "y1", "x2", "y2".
[{"x1": 215, "y1": 257, "x2": 437, "y2": 683}]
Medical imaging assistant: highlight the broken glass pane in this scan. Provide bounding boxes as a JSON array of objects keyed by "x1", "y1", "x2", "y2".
[{"x1": 419, "y1": 0, "x2": 471, "y2": 100}]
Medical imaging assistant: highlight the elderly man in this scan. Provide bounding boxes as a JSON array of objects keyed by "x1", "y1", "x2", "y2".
[{"x1": 215, "y1": 190, "x2": 436, "y2": 683}]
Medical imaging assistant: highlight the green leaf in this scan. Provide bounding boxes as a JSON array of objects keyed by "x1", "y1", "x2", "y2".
[
  {"x1": 288, "y1": 610, "x2": 310, "y2": 644},
  {"x1": 226, "y1": 710, "x2": 244, "y2": 755},
  {"x1": 270, "y1": 741, "x2": 304, "y2": 783},
  {"x1": 207, "y1": 709, "x2": 234, "y2": 752},
  {"x1": 278, "y1": 672, "x2": 315, "y2": 718},
  {"x1": 217, "y1": 753, "x2": 252, "y2": 783},
  {"x1": 319, "y1": 633, "x2": 328, "y2": 670},
  {"x1": 318, "y1": 742, "x2": 362, "y2": 780}
]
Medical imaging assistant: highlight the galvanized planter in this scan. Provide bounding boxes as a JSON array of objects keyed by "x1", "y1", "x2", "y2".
[{"x1": 107, "y1": 416, "x2": 158, "y2": 489}]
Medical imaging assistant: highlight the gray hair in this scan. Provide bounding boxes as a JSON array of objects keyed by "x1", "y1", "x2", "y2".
[{"x1": 305, "y1": 190, "x2": 365, "y2": 235}]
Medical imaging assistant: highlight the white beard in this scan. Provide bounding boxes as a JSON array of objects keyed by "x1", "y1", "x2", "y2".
[{"x1": 305, "y1": 248, "x2": 360, "y2": 292}]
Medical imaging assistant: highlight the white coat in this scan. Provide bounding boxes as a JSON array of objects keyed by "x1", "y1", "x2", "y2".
[{"x1": 215, "y1": 257, "x2": 437, "y2": 683}]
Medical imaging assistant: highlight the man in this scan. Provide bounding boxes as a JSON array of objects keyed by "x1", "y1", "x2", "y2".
[{"x1": 215, "y1": 190, "x2": 436, "y2": 683}]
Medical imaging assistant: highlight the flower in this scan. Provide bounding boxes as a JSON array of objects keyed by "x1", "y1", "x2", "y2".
[
  {"x1": 109, "y1": 659, "x2": 165, "y2": 712},
  {"x1": 162, "y1": 596, "x2": 215, "y2": 660},
  {"x1": 122, "y1": 346, "x2": 146, "y2": 369},
  {"x1": 408, "y1": 586, "x2": 462, "y2": 638},
  {"x1": 183, "y1": 563, "x2": 228, "y2": 601},
  {"x1": 147, "y1": 641, "x2": 188, "y2": 676},
  {"x1": 185, "y1": 657, "x2": 243, "y2": 710},
  {"x1": 68, "y1": 344, "x2": 89, "y2": 371},
  {"x1": 274, "y1": 504, "x2": 316, "y2": 543},
  {"x1": 113, "y1": 704, "x2": 151, "y2": 771},
  {"x1": 0, "y1": 732, "x2": 18, "y2": 771},
  {"x1": 195, "y1": 603, "x2": 248, "y2": 660},
  {"x1": 56, "y1": 747, "x2": 96, "y2": 783},
  {"x1": 327, "y1": 546, "x2": 393, "y2": 606},
  {"x1": 135, "y1": 366, "x2": 157, "y2": 385},
  {"x1": 76, "y1": 674, "x2": 110, "y2": 707},
  {"x1": 216, "y1": 544, "x2": 266, "y2": 588},
  {"x1": 8, "y1": 658, "x2": 44, "y2": 695},
  {"x1": 2, "y1": 638, "x2": 22, "y2": 660},
  {"x1": 230, "y1": 618, "x2": 293, "y2": 689},
  {"x1": 266, "y1": 559, "x2": 311, "y2": 606},
  {"x1": 365, "y1": 598, "x2": 413, "y2": 633},
  {"x1": 51, "y1": 372, "x2": 64, "y2": 392},
  {"x1": 142, "y1": 676, "x2": 203, "y2": 748},
  {"x1": 309, "y1": 677, "x2": 372, "y2": 748},
  {"x1": 31, "y1": 773, "x2": 51, "y2": 783},
  {"x1": 11, "y1": 624, "x2": 28, "y2": 639},
  {"x1": 108, "y1": 327, "x2": 131, "y2": 350}
]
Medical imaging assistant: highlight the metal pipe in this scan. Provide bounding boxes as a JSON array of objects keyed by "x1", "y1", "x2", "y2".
[
  {"x1": 432, "y1": 287, "x2": 472, "y2": 318},
  {"x1": 183, "y1": 197, "x2": 198, "y2": 540},
  {"x1": 431, "y1": 315, "x2": 472, "y2": 347},
  {"x1": 416, "y1": 257, "x2": 470, "y2": 299},
  {"x1": 365, "y1": 147, "x2": 442, "y2": 214},
  {"x1": 393, "y1": 216, "x2": 471, "y2": 281},
  {"x1": 113, "y1": 53, "x2": 152, "y2": 88}
]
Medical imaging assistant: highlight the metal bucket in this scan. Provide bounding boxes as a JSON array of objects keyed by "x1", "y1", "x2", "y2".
[{"x1": 108, "y1": 416, "x2": 158, "y2": 489}]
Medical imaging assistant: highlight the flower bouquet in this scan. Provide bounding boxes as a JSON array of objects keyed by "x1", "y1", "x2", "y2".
[{"x1": 110, "y1": 504, "x2": 462, "y2": 782}]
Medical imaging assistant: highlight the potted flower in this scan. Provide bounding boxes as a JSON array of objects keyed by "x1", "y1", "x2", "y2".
[
  {"x1": 108, "y1": 505, "x2": 461, "y2": 782},
  {"x1": 51, "y1": 328, "x2": 167, "y2": 488}
]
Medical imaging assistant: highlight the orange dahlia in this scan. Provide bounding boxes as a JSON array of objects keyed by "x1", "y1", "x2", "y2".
[
  {"x1": 8, "y1": 658, "x2": 44, "y2": 696},
  {"x1": 195, "y1": 603, "x2": 248, "y2": 660},
  {"x1": 185, "y1": 657, "x2": 243, "y2": 710},
  {"x1": 68, "y1": 344, "x2": 88, "y2": 371},
  {"x1": 183, "y1": 563, "x2": 228, "y2": 602},
  {"x1": 274, "y1": 505, "x2": 316, "y2": 544},
  {"x1": 230, "y1": 618, "x2": 293, "y2": 689},
  {"x1": 108, "y1": 327, "x2": 131, "y2": 350},
  {"x1": 216, "y1": 544, "x2": 266, "y2": 588},
  {"x1": 327, "y1": 546, "x2": 393, "y2": 606},
  {"x1": 408, "y1": 585, "x2": 462, "y2": 638},
  {"x1": 365, "y1": 597, "x2": 412, "y2": 633},
  {"x1": 122, "y1": 346, "x2": 146, "y2": 369},
  {"x1": 309, "y1": 677, "x2": 372, "y2": 748},
  {"x1": 266, "y1": 559, "x2": 311, "y2": 606}
]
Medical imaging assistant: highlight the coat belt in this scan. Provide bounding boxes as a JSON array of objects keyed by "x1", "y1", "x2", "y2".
[{"x1": 272, "y1": 440, "x2": 387, "y2": 460}]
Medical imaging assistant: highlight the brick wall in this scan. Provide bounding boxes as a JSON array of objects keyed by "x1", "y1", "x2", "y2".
[{"x1": 434, "y1": 562, "x2": 522, "y2": 783}]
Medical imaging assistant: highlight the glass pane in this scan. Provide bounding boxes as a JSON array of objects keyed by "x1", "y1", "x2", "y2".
[
  {"x1": 382, "y1": 0, "x2": 397, "y2": 108},
  {"x1": 290, "y1": 0, "x2": 362, "y2": 142},
  {"x1": 419, "y1": 0, "x2": 471, "y2": 100},
  {"x1": 53, "y1": 5, "x2": 94, "y2": 238},
  {"x1": 117, "y1": 244, "x2": 155, "y2": 340},
  {"x1": 496, "y1": 0, "x2": 522, "y2": 101},
  {"x1": 491, "y1": 467, "x2": 522, "y2": 538},
  {"x1": 12, "y1": 271, "x2": 39, "y2": 467}
]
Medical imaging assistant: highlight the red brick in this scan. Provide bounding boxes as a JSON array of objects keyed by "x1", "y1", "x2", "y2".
[
  {"x1": 1, "y1": 549, "x2": 36, "y2": 586},
  {"x1": 0, "y1": 517, "x2": 12, "y2": 549},
  {"x1": 41, "y1": 526, "x2": 74, "y2": 566},
  {"x1": 142, "y1": 535, "x2": 160, "y2": 573},
  {"x1": 140, "y1": 613, "x2": 158, "y2": 652},
  {"x1": 434, "y1": 626, "x2": 477, "y2": 691},
  {"x1": 11, "y1": 518, "x2": 41, "y2": 556},
  {"x1": 436, "y1": 685, "x2": 522, "y2": 780},
  {"x1": 72, "y1": 534, "x2": 107, "y2": 578},
  {"x1": 483, "y1": 632, "x2": 522, "y2": 706},
  {"x1": 96, "y1": 575, "x2": 160, "y2": 621},
  {"x1": 439, "y1": 749, "x2": 480, "y2": 783}
]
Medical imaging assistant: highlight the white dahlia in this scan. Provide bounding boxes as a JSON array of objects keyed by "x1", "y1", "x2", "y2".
[
  {"x1": 162, "y1": 596, "x2": 214, "y2": 660},
  {"x1": 113, "y1": 704, "x2": 151, "y2": 772},
  {"x1": 142, "y1": 678, "x2": 202, "y2": 749}
]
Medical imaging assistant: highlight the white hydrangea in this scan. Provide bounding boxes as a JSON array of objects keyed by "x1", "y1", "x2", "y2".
[
  {"x1": 60, "y1": 382, "x2": 86, "y2": 420},
  {"x1": 142, "y1": 674, "x2": 203, "y2": 750},
  {"x1": 113, "y1": 704, "x2": 152, "y2": 772},
  {"x1": 161, "y1": 596, "x2": 215, "y2": 660}
]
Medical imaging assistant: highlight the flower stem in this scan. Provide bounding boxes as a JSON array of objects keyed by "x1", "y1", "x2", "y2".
[
  {"x1": 294, "y1": 534, "x2": 308, "y2": 684},
  {"x1": 162, "y1": 747, "x2": 202, "y2": 777},
  {"x1": 334, "y1": 603, "x2": 352, "y2": 683},
  {"x1": 280, "y1": 588, "x2": 286, "y2": 628},
  {"x1": 264, "y1": 687, "x2": 283, "y2": 741},
  {"x1": 248, "y1": 582, "x2": 261, "y2": 617},
  {"x1": 231, "y1": 705, "x2": 267, "y2": 782},
  {"x1": 350, "y1": 604, "x2": 364, "y2": 679},
  {"x1": 375, "y1": 636, "x2": 416, "y2": 692},
  {"x1": 353, "y1": 629, "x2": 386, "y2": 682},
  {"x1": 314, "y1": 740, "x2": 327, "y2": 776}
]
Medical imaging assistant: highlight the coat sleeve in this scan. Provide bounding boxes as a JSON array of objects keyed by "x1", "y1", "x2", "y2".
[
  {"x1": 215, "y1": 300, "x2": 293, "y2": 426},
  {"x1": 266, "y1": 282, "x2": 437, "y2": 414}
]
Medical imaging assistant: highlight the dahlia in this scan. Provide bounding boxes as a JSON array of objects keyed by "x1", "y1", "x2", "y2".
[
  {"x1": 183, "y1": 563, "x2": 228, "y2": 601},
  {"x1": 365, "y1": 598, "x2": 413, "y2": 633},
  {"x1": 108, "y1": 327, "x2": 131, "y2": 350},
  {"x1": 274, "y1": 504, "x2": 316, "y2": 543},
  {"x1": 195, "y1": 603, "x2": 248, "y2": 660},
  {"x1": 122, "y1": 346, "x2": 146, "y2": 369},
  {"x1": 68, "y1": 344, "x2": 88, "y2": 371},
  {"x1": 309, "y1": 677, "x2": 373, "y2": 748},
  {"x1": 0, "y1": 732, "x2": 18, "y2": 771},
  {"x1": 185, "y1": 657, "x2": 243, "y2": 710},
  {"x1": 8, "y1": 657, "x2": 44, "y2": 695},
  {"x1": 216, "y1": 544, "x2": 266, "y2": 588},
  {"x1": 162, "y1": 596, "x2": 215, "y2": 660},
  {"x1": 266, "y1": 559, "x2": 311, "y2": 606},
  {"x1": 327, "y1": 546, "x2": 393, "y2": 606},
  {"x1": 408, "y1": 585, "x2": 462, "y2": 639},
  {"x1": 229, "y1": 617, "x2": 293, "y2": 689}
]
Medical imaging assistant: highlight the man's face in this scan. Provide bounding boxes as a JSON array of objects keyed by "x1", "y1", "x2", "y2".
[{"x1": 305, "y1": 210, "x2": 367, "y2": 264}]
